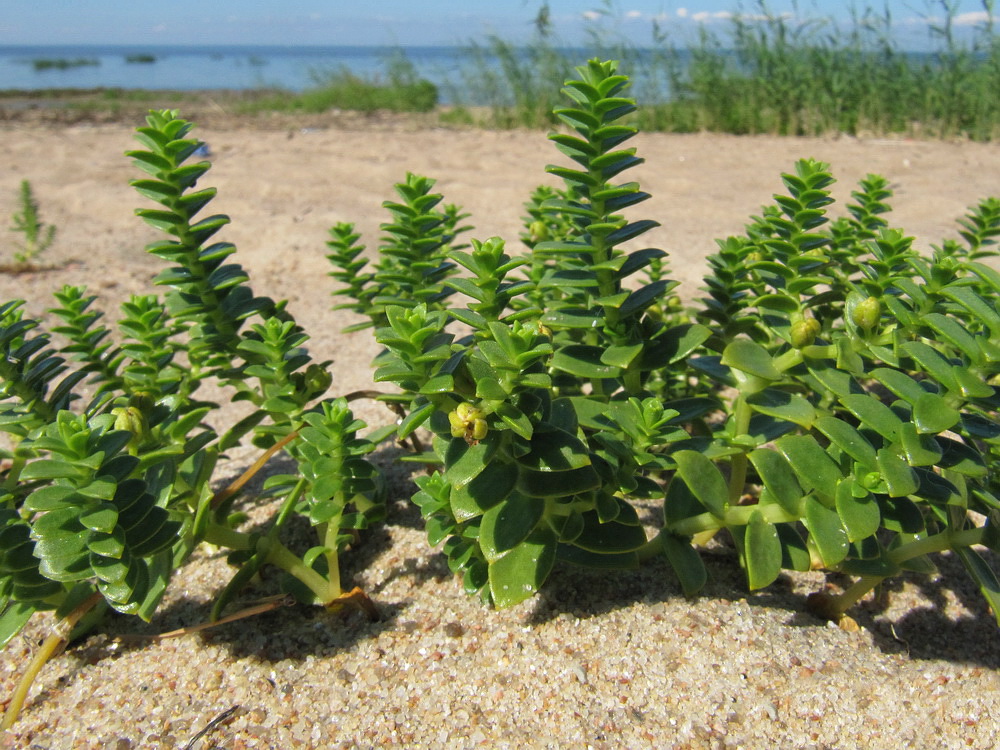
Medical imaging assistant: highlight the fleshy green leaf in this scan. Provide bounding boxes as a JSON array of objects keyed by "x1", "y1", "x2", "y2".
[
  {"x1": 876, "y1": 448, "x2": 919, "y2": 497},
  {"x1": 776, "y1": 524, "x2": 811, "y2": 571},
  {"x1": 672, "y1": 450, "x2": 729, "y2": 518},
  {"x1": 956, "y1": 547, "x2": 1000, "y2": 626},
  {"x1": 813, "y1": 416, "x2": 877, "y2": 468},
  {"x1": 744, "y1": 511, "x2": 782, "y2": 590},
  {"x1": 0, "y1": 601, "x2": 37, "y2": 648},
  {"x1": 912, "y1": 393, "x2": 961, "y2": 434},
  {"x1": 488, "y1": 528, "x2": 557, "y2": 608},
  {"x1": 479, "y1": 492, "x2": 544, "y2": 562},
  {"x1": 444, "y1": 432, "x2": 502, "y2": 491},
  {"x1": 600, "y1": 343, "x2": 644, "y2": 368},
  {"x1": 79, "y1": 503, "x2": 119, "y2": 534},
  {"x1": 748, "y1": 449, "x2": 802, "y2": 514},
  {"x1": 571, "y1": 506, "x2": 647, "y2": 554},
  {"x1": 775, "y1": 435, "x2": 842, "y2": 502},
  {"x1": 721, "y1": 339, "x2": 781, "y2": 380},
  {"x1": 747, "y1": 389, "x2": 817, "y2": 428},
  {"x1": 835, "y1": 481, "x2": 880, "y2": 542},
  {"x1": 516, "y1": 465, "x2": 600, "y2": 499},
  {"x1": 551, "y1": 345, "x2": 621, "y2": 379},
  {"x1": 840, "y1": 394, "x2": 902, "y2": 441},
  {"x1": 898, "y1": 423, "x2": 943, "y2": 466},
  {"x1": 448, "y1": 455, "x2": 516, "y2": 521},
  {"x1": 803, "y1": 495, "x2": 848, "y2": 567},
  {"x1": 661, "y1": 534, "x2": 707, "y2": 596}
]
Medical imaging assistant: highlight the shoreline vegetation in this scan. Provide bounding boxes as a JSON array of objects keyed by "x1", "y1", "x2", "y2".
[{"x1": 3, "y1": 1, "x2": 999, "y2": 140}]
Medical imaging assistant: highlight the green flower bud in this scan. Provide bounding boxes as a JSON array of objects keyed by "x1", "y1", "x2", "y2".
[
  {"x1": 528, "y1": 220, "x2": 549, "y2": 244},
  {"x1": 302, "y1": 364, "x2": 333, "y2": 397},
  {"x1": 128, "y1": 391, "x2": 155, "y2": 413},
  {"x1": 790, "y1": 317, "x2": 821, "y2": 349},
  {"x1": 851, "y1": 296, "x2": 881, "y2": 331},
  {"x1": 448, "y1": 402, "x2": 488, "y2": 444},
  {"x1": 111, "y1": 405, "x2": 148, "y2": 452}
]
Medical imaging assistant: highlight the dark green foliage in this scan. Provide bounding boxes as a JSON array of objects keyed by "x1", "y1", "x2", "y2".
[
  {"x1": 329, "y1": 174, "x2": 469, "y2": 332},
  {"x1": 337, "y1": 60, "x2": 709, "y2": 606},
  {"x1": 336, "y1": 58, "x2": 1000, "y2": 623},
  {"x1": 128, "y1": 111, "x2": 275, "y2": 371},
  {"x1": 0, "y1": 110, "x2": 383, "y2": 698},
  {"x1": 0, "y1": 301, "x2": 83, "y2": 431},
  {"x1": 670, "y1": 157, "x2": 1000, "y2": 619}
]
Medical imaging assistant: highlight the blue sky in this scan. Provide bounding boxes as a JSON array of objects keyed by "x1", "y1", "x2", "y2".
[{"x1": 0, "y1": 1, "x2": 994, "y2": 46}]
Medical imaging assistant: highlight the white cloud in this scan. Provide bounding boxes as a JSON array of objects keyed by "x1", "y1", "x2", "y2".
[
  {"x1": 954, "y1": 11, "x2": 992, "y2": 26},
  {"x1": 676, "y1": 8, "x2": 688, "y2": 18},
  {"x1": 625, "y1": 10, "x2": 643, "y2": 20},
  {"x1": 691, "y1": 10, "x2": 732, "y2": 23},
  {"x1": 898, "y1": 11, "x2": 990, "y2": 27},
  {"x1": 582, "y1": 10, "x2": 601, "y2": 21}
]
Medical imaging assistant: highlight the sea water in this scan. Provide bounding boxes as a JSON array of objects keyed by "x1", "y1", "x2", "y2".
[
  {"x1": 0, "y1": 44, "x2": 467, "y2": 95},
  {"x1": 0, "y1": 44, "x2": 685, "y2": 106}
]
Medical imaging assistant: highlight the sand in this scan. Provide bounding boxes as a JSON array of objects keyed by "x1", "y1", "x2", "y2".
[{"x1": 0, "y1": 117, "x2": 998, "y2": 749}]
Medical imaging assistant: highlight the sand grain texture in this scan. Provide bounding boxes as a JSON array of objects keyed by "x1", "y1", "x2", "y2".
[{"x1": 1, "y1": 122, "x2": 998, "y2": 749}]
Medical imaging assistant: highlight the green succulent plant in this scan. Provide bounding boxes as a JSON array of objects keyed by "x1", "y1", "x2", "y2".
[{"x1": 330, "y1": 59, "x2": 1000, "y2": 619}]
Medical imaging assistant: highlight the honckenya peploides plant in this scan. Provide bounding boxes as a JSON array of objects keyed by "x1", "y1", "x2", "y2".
[
  {"x1": 1, "y1": 58, "x2": 999, "y2": 728},
  {"x1": 6, "y1": 180, "x2": 58, "y2": 269},
  {"x1": 0, "y1": 111, "x2": 384, "y2": 728},
  {"x1": 328, "y1": 58, "x2": 1000, "y2": 616}
]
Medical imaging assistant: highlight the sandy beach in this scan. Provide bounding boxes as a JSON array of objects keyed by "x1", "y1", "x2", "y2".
[{"x1": 1, "y1": 117, "x2": 999, "y2": 748}]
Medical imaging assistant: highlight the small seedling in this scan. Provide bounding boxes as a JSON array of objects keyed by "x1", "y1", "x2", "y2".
[{"x1": 7, "y1": 180, "x2": 57, "y2": 268}]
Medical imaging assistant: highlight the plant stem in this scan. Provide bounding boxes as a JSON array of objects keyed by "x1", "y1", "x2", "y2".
[
  {"x1": 820, "y1": 527, "x2": 987, "y2": 618},
  {"x1": 889, "y1": 527, "x2": 984, "y2": 565},
  {"x1": 322, "y1": 515, "x2": 344, "y2": 604},
  {"x1": 727, "y1": 387, "x2": 755, "y2": 504},
  {"x1": 264, "y1": 540, "x2": 337, "y2": 604},
  {"x1": 668, "y1": 502, "x2": 800, "y2": 537},
  {"x1": 2, "y1": 592, "x2": 103, "y2": 730},
  {"x1": 202, "y1": 523, "x2": 255, "y2": 551}
]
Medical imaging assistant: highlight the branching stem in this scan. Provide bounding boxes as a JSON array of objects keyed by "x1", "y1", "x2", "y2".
[{"x1": 2, "y1": 592, "x2": 103, "y2": 730}]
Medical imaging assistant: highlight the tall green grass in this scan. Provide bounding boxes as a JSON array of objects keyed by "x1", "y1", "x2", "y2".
[
  {"x1": 653, "y1": 1, "x2": 1000, "y2": 139},
  {"x1": 446, "y1": 0, "x2": 1000, "y2": 140},
  {"x1": 442, "y1": 2, "x2": 669, "y2": 128},
  {"x1": 244, "y1": 51, "x2": 438, "y2": 115}
]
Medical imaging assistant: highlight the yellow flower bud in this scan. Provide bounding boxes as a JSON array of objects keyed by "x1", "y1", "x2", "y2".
[
  {"x1": 468, "y1": 418, "x2": 489, "y2": 441},
  {"x1": 448, "y1": 402, "x2": 488, "y2": 444}
]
